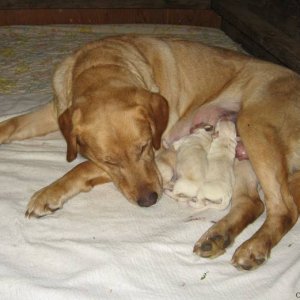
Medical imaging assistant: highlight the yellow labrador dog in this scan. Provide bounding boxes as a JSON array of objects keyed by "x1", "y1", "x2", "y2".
[{"x1": 0, "y1": 35, "x2": 300, "y2": 270}]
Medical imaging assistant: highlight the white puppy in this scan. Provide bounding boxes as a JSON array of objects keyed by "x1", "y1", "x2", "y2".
[
  {"x1": 155, "y1": 147, "x2": 177, "y2": 189},
  {"x1": 192, "y1": 119, "x2": 237, "y2": 209},
  {"x1": 157, "y1": 119, "x2": 237, "y2": 211},
  {"x1": 171, "y1": 126, "x2": 213, "y2": 201}
]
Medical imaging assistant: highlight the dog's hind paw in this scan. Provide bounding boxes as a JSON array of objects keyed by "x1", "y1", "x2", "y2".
[{"x1": 231, "y1": 238, "x2": 270, "y2": 271}]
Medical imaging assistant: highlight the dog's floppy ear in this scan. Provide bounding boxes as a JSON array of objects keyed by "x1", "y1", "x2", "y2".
[
  {"x1": 148, "y1": 93, "x2": 169, "y2": 150},
  {"x1": 58, "y1": 108, "x2": 81, "y2": 162}
]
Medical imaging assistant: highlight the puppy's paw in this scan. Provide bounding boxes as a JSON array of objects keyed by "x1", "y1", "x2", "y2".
[
  {"x1": 25, "y1": 187, "x2": 63, "y2": 218},
  {"x1": 202, "y1": 181, "x2": 232, "y2": 206},
  {"x1": 190, "y1": 187, "x2": 206, "y2": 209},
  {"x1": 157, "y1": 162, "x2": 174, "y2": 187},
  {"x1": 188, "y1": 197, "x2": 206, "y2": 209},
  {"x1": 231, "y1": 238, "x2": 270, "y2": 271},
  {"x1": 173, "y1": 178, "x2": 198, "y2": 198},
  {"x1": 193, "y1": 224, "x2": 233, "y2": 258}
]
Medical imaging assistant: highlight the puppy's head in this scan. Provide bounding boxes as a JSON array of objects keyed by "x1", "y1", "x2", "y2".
[
  {"x1": 58, "y1": 88, "x2": 169, "y2": 207},
  {"x1": 215, "y1": 119, "x2": 236, "y2": 139}
]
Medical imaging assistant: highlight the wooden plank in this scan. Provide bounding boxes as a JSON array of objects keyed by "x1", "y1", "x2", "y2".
[
  {"x1": 221, "y1": 20, "x2": 282, "y2": 65},
  {"x1": 0, "y1": 9, "x2": 221, "y2": 28},
  {"x1": 212, "y1": 0, "x2": 300, "y2": 73},
  {"x1": 0, "y1": 0, "x2": 211, "y2": 9},
  {"x1": 245, "y1": 0, "x2": 300, "y2": 40}
]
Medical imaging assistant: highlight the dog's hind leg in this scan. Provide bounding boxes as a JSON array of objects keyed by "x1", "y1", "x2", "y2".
[
  {"x1": 231, "y1": 102, "x2": 299, "y2": 270},
  {"x1": 0, "y1": 102, "x2": 58, "y2": 144},
  {"x1": 288, "y1": 171, "x2": 300, "y2": 213},
  {"x1": 194, "y1": 160, "x2": 264, "y2": 258}
]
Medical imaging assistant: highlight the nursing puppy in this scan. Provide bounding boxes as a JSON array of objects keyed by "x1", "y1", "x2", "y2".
[
  {"x1": 195, "y1": 119, "x2": 237, "y2": 209},
  {"x1": 158, "y1": 118, "x2": 237, "y2": 211},
  {"x1": 172, "y1": 125, "x2": 213, "y2": 201},
  {"x1": 0, "y1": 35, "x2": 300, "y2": 270}
]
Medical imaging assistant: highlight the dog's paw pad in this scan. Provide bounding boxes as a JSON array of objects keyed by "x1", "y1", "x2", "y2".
[
  {"x1": 194, "y1": 232, "x2": 231, "y2": 259},
  {"x1": 231, "y1": 240, "x2": 270, "y2": 271}
]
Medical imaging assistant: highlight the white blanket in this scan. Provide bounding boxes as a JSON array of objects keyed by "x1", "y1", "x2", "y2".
[{"x1": 0, "y1": 25, "x2": 299, "y2": 300}]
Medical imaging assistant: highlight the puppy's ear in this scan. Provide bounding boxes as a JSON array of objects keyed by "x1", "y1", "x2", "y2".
[
  {"x1": 148, "y1": 93, "x2": 169, "y2": 150},
  {"x1": 58, "y1": 108, "x2": 81, "y2": 162}
]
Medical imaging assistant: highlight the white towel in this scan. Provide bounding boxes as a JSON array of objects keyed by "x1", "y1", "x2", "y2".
[{"x1": 0, "y1": 25, "x2": 298, "y2": 300}]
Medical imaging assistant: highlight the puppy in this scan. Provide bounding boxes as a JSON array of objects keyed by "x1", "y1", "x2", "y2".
[
  {"x1": 158, "y1": 118, "x2": 237, "y2": 211},
  {"x1": 172, "y1": 125, "x2": 213, "y2": 200},
  {"x1": 194, "y1": 119, "x2": 237, "y2": 209}
]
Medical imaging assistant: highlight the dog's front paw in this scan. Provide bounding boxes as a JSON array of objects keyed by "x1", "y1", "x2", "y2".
[
  {"x1": 25, "y1": 187, "x2": 63, "y2": 218},
  {"x1": 231, "y1": 238, "x2": 270, "y2": 271},
  {"x1": 193, "y1": 225, "x2": 233, "y2": 258}
]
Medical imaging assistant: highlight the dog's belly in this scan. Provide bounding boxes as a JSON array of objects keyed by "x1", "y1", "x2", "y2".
[
  {"x1": 236, "y1": 140, "x2": 248, "y2": 160},
  {"x1": 164, "y1": 98, "x2": 241, "y2": 146}
]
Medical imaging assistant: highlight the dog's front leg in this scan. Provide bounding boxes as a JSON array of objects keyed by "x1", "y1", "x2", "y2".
[{"x1": 25, "y1": 161, "x2": 111, "y2": 218}]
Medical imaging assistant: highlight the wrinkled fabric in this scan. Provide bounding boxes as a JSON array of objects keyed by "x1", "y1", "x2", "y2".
[{"x1": 0, "y1": 25, "x2": 299, "y2": 300}]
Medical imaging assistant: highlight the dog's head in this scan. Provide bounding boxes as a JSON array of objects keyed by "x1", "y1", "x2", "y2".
[{"x1": 58, "y1": 88, "x2": 169, "y2": 207}]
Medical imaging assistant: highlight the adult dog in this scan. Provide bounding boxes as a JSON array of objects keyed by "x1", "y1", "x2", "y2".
[{"x1": 0, "y1": 35, "x2": 299, "y2": 270}]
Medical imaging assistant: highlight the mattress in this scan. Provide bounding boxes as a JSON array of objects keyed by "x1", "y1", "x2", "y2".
[{"x1": 0, "y1": 24, "x2": 299, "y2": 300}]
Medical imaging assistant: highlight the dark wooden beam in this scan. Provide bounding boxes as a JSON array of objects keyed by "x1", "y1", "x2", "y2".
[
  {"x1": 0, "y1": 0, "x2": 211, "y2": 9},
  {"x1": 221, "y1": 20, "x2": 282, "y2": 65},
  {"x1": 245, "y1": 0, "x2": 300, "y2": 40},
  {"x1": 0, "y1": 8, "x2": 221, "y2": 27},
  {"x1": 212, "y1": 0, "x2": 300, "y2": 73}
]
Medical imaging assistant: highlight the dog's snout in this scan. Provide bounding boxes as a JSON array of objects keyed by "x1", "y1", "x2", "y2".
[{"x1": 137, "y1": 192, "x2": 158, "y2": 207}]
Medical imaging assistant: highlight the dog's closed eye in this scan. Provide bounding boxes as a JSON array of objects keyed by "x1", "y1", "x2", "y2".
[
  {"x1": 140, "y1": 142, "x2": 149, "y2": 154},
  {"x1": 134, "y1": 141, "x2": 151, "y2": 161},
  {"x1": 104, "y1": 156, "x2": 119, "y2": 166}
]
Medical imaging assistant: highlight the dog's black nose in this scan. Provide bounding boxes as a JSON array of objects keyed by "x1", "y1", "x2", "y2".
[{"x1": 137, "y1": 192, "x2": 158, "y2": 207}]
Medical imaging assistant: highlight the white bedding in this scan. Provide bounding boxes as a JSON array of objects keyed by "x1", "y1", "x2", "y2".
[{"x1": 0, "y1": 25, "x2": 299, "y2": 300}]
